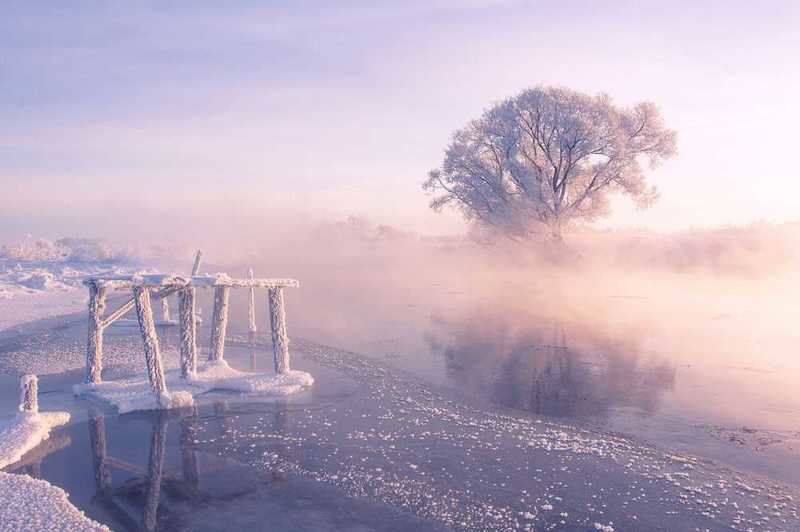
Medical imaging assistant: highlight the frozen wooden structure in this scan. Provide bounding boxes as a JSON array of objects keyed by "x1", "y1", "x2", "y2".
[
  {"x1": 19, "y1": 374, "x2": 38, "y2": 413},
  {"x1": 83, "y1": 272, "x2": 299, "y2": 406}
]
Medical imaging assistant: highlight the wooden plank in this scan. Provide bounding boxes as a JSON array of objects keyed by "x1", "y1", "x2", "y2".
[{"x1": 86, "y1": 275, "x2": 299, "y2": 290}]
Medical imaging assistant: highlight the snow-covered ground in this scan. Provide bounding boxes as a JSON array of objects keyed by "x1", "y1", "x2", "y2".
[
  {"x1": 0, "y1": 400, "x2": 107, "y2": 530},
  {"x1": 0, "y1": 472, "x2": 109, "y2": 531},
  {"x1": 0, "y1": 237, "x2": 174, "y2": 332},
  {"x1": 0, "y1": 411, "x2": 70, "y2": 470}
]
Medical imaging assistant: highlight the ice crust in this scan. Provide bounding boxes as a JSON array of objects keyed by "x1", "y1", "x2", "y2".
[
  {"x1": 0, "y1": 408, "x2": 106, "y2": 530},
  {"x1": 74, "y1": 360, "x2": 313, "y2": 413},
  {"x1": 0, "y1": 472, "x2": 109, "y2": 531},
  {"x1": 0, "y1": 411, "x2": 70, "y2": 469}
]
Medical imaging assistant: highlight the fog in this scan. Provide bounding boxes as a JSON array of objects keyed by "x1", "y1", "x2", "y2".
[
  {"x1": 226, "y1": 216, "x2": 799, "y2": 484},
  {"x1": 4, "y1": 212, "x2": 800, "y2": 483},
  {"x1": 5, "y1": 211, "x2": 800, "y2": 431}
]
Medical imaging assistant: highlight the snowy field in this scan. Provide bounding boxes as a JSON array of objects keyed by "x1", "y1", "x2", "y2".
[{"x1": 0, "y1": 238, "x2": 188, "y2": 333}]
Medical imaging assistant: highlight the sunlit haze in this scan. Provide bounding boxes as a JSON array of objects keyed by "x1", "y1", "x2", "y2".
[{"x1": 2, "y1": 0, "x2": 799, "y2": 239}]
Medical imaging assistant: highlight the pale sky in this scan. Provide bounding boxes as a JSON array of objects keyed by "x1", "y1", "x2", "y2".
[{"x1": 1, "y1": 0, "x2": 799, "y2": 239}]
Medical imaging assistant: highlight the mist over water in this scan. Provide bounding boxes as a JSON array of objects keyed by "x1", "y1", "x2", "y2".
[
  {"x1": 187, "y1": 214, "x2": 800, "y2": 484},
  {"x1": 3, "y1": 215, "x2": 800, "y2": 530}
]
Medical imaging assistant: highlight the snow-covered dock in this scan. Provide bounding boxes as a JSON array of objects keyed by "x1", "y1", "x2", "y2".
[
  {"x1": 74, "y1": 360, "x2": 313, "y2": 414},
  {"x1": 76, "y1": 269, "x2": 312, "y2": 413}
]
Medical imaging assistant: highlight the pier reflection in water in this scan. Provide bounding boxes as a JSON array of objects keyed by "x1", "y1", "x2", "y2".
[{"x1": 84, "y1": 402, "x2": 294, "y2": 532}]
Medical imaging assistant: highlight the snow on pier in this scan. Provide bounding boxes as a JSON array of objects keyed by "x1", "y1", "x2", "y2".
[{"x1": 75, "y1": 269, "x2": 312, "y2": 413}]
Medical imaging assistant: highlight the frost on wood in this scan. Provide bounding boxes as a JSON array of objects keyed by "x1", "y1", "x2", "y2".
[
  {"x1": 81, "y1": 267, "x2": 303, "y2": 413},
  {"x1": 133, "y1": 286, "x2": 167, "y2": 401},
  {"x1": 86, "y1": 281, "x2": 107, "y2": 384},
  {"x1": 248, "y1": 268, "x2": 257, "y2": 333},
  {"x1": 190, "y1": 249, "x2": 203, "y2": 276},
  {"x1": 268, "y1": 287, "x2": 290, "y2": 374},
  {"x1": 178, "y1": 287, "x2": 197, "y2": 379},
  {"x1": 209, "y1": 285, "x2": 231, "y2": 362},
  {"x1": 160, "y1": 296, "x2": 172, "y2": 324},
  {"x1": 19, "y1": 374, "x2": 38, "y2": 413}
]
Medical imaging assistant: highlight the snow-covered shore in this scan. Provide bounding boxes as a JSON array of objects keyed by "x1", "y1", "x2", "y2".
[
  {"x1": 0, "y1": 472, "x2": 109, "y2": 531},
  {"x1": 0, "y1": 411, "x2": 70, "y2": 470},
  {"x1": 0, "y1": 259, "x2": 147, "y2": 333},
  {"x1": 0, "y1": 237, "x2": 173, "y2": 333},
  {"x1": 0, "y1": 405, "x2": 107, "y2": 531}
]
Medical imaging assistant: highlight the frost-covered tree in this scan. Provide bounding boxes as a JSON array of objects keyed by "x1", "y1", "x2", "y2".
[{"x1": 424, "y1": 86, "x2": 677, "y2": 241}]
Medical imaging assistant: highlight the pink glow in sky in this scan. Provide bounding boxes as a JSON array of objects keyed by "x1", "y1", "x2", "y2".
[{"x1": 1, "y1": 0, "x2": 799, "y2": 239}]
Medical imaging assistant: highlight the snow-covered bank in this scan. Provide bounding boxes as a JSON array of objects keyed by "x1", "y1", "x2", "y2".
[
  {"x1": 0, "y1": 370, "x2": 106, "y2": 531},
  {"x1": 0, "y1": 472, "x2": 109, "y2": 531},
  {"x1": 0, "y1": 256, "x2": 142, "y2": 333},
  {"x1": 74, "y1": 359, "x2": 314, "y2": 413},
  {"x1": 0, "y1": 411, "x2": 70, "y2": 469},
  {"x1": 0, "y1": 237, "x2": 180, "y2": 333}
]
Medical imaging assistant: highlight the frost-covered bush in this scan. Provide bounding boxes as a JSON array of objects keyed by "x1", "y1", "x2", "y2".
[
  {"x1": 55, "y1": 238, "x2": 115, "y2": 262},
  {"x1": 0, "y1": 239, "x2": 70, "y2": 262},
  {"x1": 1, "y1": 237, "x2": 119, "y2": 263}
]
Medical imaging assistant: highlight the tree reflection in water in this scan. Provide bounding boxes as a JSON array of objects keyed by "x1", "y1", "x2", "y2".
[{"x1": 425, "y1": 311, "x2": 675, "y2": 419}]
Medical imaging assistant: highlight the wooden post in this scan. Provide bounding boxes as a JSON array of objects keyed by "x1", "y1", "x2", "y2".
[
  {"x1": 161, "y1": 297, "x2": 172, "y2": 324},
  {"x1": 178, "y1": 287, "x2": 197, "y2": 378},
  {"x1": 249, "y1": 331, "x2": 257, "y2": 371},
  {"x1": 191, "y1": 250, "x2": 203, "y2": 276},
  {"x1": 209, "y1": 285, "x2": 230, "y2": 362},
  {"x1": 88, "y1": 410, "x2": 112, "y2": 496},
  {"x1": 19, "y1": 374, "x2": 38, "y2": 413},
  {"x1": 268, "y1": 287, "x2": 290, "y2": 374},
  {"x1": 86, "y1": 281, "x2": 107, "y2": 384},
  {"x1": 143, "y1": 412, "x2": 167, "y2": 532},
  {"x1": 133, "y1": 286, "x2": 167, "y2": 398},
  {"x1": 248, "y1": 268, "x2": 257, "y2": 334}
]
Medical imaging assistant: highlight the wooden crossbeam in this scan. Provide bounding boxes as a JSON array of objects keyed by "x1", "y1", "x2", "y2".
[
  {"x1": 88, "y1": 276, "x2": 299, "y2": 290},
  {"x1": 97, "y1": 250, "x2": 203, "y2": 329}
]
